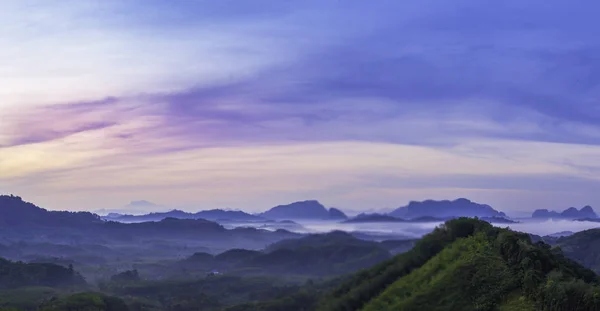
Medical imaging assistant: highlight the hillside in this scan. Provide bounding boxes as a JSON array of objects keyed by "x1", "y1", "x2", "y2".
[
  {"x1": 555, "y1": 228, "x2": 600, "y2": 274},
  {"x1": 317, "y1": 218, "x2": 599, "y2": 311},
  {"x1": 389, "y1": 198, "x2": 505, "y2": 219},
  {"x1": 157, "y1": 231, "x2": 394, "y2": 278}
]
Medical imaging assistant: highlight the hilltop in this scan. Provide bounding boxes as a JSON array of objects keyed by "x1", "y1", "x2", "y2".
[{"x1": 317, "y1": 218, "x2": 599, "y2": 311}]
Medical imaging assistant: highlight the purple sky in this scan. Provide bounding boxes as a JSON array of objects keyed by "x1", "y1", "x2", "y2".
[{"x1": 1, "y1": 0, "x2": 600, "y2": 215}]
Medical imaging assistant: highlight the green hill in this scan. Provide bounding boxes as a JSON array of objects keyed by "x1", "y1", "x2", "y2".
[
  {"x1": 317, "y1": 218, "x2": 600, "y2": 311},
  {"x1": 555, "y1": 228, "x2": 600, "y2": 274}
]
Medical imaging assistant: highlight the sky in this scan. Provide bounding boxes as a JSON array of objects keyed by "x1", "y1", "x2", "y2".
[{"x1": 1, "y1": 0, "x2": 600, "y2": 215}]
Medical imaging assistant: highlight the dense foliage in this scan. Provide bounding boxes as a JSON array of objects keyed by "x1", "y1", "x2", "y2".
[
  {"x1": 556, "y1": 229, "x2": 600, "y2": 274},
  {"x1": 39, "y1": 292, "x2": 129, "y2": 311},
  {"x1": 318, "y1": 218, "x2": 600, "y2": 311},
  {"x1": 0, "y1": 258, "x2": 85, "y2": 289}
]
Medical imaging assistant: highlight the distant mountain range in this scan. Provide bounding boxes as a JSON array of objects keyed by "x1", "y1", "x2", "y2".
[
  {"x1": 531, "y1": 206, "x2": 597, "y2": 219},
  {"x1": 0, "y1": 195, "x2": 298, "y2": 250},
  {"x1": 95, "y1": 200, "x2": 166, "y2": 215},
  {"x1": 343, "y1": 212, "x2": 517, "y2": 224},
  {"x1": 389, "y1": 198, "x2": 506, "y2": 219},
  {"x1": 101, "y1": 200, "x2": 348, "y2": 222},
  {"x1": 103, "y1": 209, "x2": 264, "y2": 222}
]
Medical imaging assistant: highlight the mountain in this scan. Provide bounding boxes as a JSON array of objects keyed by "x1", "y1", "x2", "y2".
[
  {"x1": 343, "y1": 213, "x2": 405, "y2": 223},
  {"x1": 318, "y1": 218, "x2": 599, "y2": 311},
  {"x1": 104, "y1": 209, "x2": 196, "y2": 222},
  {"x1": 0, "y1": 195, "x2": 300, "y2": 251},
  {"x1": 327, "y1": 207, "x2": 347, "y2": 220},
  {"x1": 388, "y1": 198, "x2": 506, "y2": 219},
  {"x1": 532, "y1": 205, "x2": 597, "y2": 219},
  {"x1": 259, "y1": 200, "x2": 347, "y2": 220}
]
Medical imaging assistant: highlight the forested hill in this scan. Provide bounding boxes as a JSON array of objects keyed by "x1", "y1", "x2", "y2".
[
  {"x1": 0, "y1": 195, "x2": 101, "y2": 227},
  {"x1": 0, "y1": 257, "x2": 86, "y2": 289},
  {"x1": 316, "y1": 218, "x2": 600, "y2": 311}
]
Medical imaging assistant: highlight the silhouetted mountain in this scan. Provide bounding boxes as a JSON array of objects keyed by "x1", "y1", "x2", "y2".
[
  {"x1": 388, "y1": 198, "x2": 505, "y2": 219},
  {"x1": 0, "y1": 195, "x2": 102, "y2": 227},
  {"x1": 532, "y1": 205, "x2": 597, "y2": 219},
  {"x1": 344, "y1": 214, "x2": 405, "y2": 223},
  {"x1": 259, "y1": 200, "x2": 347, "y2": 220},
  {"x1": 327, "y1": 207, "x2": 348, "y2": 220},
  {"x1": 0, "y1": 195, "x2": 300, "y2": 252}
]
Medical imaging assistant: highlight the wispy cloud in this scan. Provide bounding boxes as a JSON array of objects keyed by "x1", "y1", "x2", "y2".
[{"x1": 1, "y1": 0, "x2": 600, "y2": 212}]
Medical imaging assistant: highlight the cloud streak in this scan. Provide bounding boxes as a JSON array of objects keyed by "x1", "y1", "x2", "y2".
[{"x1": 1, "y1": 0, "x2": 600, "y2": 212}]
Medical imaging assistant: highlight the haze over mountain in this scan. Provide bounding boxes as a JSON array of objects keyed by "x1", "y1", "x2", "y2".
[
  {"x1": 95, "y1": 200, "x2": 167, "y2": 216},
  {"x1": 103, "y1": 208, "x2": 264, "y2": 222},
  {"x1": 0, "y1": 195, "x2": 299, "y2": 251}
]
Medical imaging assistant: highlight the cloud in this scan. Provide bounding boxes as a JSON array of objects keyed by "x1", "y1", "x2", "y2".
[{"x1": 1, "y1": 0, "x2": 600, "y2": 212}]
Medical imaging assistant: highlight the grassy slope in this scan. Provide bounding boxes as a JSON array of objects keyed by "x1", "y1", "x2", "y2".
[
  {"x1": 361, "y1": 234, "x2": 529, "y2": 311},
  {"x1": 318, "y1": 218, "x2": 600, "y2": 311}
]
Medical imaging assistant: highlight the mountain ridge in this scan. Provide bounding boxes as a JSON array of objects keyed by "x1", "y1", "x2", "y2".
[
  {"x1": 532, "y1": 205, "x2": 597, "y2": 219},
  {"x1": 259, "y1": 200, "x2": 348, "y2": 220}
]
